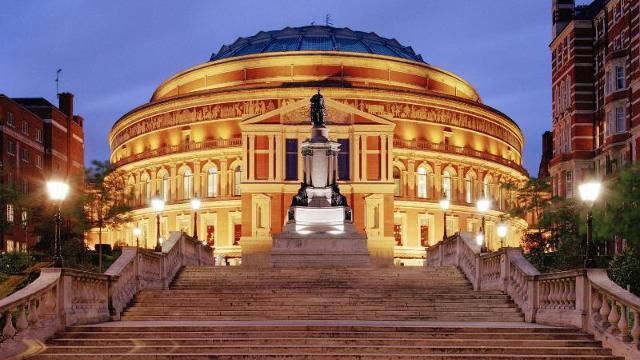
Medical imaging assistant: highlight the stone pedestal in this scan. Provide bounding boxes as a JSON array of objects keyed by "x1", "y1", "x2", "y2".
[{"x1": 272, "y1": 222, "x2": 371, "y2": 268}]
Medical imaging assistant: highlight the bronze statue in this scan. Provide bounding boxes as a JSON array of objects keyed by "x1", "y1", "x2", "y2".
[
  {"x1": 291, "y1": 183, "x2": 309, "y2": 207},
  {"x1": 310, "y1": 90, "x2": 325, "y2": 128}
]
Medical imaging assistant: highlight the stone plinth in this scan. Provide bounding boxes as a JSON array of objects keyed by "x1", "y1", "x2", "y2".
[{"x1": 271, "y1": 222, "x2": 371, "y2": 268}]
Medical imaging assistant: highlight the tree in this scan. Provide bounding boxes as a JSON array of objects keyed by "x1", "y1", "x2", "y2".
[{"x1": 85, "y1": 160, "x2": 132, "y2": 272}]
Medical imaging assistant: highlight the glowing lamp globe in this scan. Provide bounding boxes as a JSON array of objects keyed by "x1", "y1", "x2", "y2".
[
  {"x1": 151, "y1": 196, "x2": 165, "y2": 213},
  {"x1": 439, "y1": 198, "x2": 450, "y2": 211},
  {"x1": 47, "y1": 181, "x2": 69, "y2": 201},
  {"x1": 475, "y1": 233, "x2": 484, "y2": 246},
  {"x1": 133, "y1": 227, "x2": 142, "y2": 237},
  {"x1": 476, "y1": 198, "x2": 490, "y2": 213},
  {"x1": 191, "y1": 197, "x2": 201, "y2": 211},
  {"x1": 578, "y1": 181, "x2": 601, "y2": 203},
  {"x1": 497, "y1": 223, "x2": 508, "y2": 238}
]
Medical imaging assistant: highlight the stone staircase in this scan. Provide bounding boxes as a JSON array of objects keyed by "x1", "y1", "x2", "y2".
[{"x1": 31, "y1": 266, "x2": 622, "y2": 359}]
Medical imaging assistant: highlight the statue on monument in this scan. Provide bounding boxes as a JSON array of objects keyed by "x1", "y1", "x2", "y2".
[{"x1": 310, "y1": 90, "x2": 325, "y2": 128}]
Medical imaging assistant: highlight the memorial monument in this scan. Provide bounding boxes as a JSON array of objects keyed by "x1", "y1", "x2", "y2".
[{"x1": 271, "y1": 91, "x2": 371, "y2": 268}]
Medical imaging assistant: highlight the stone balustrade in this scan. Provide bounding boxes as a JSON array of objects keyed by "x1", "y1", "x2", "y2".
[
  {"x1": 427, "y1": 231, "x2": 640, "y2": 359},
  {"x1": 0, "y1": 231, "x2": 214, "y2": 358}
]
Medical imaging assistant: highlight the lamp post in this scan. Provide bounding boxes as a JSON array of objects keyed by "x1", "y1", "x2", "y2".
[
  {"x1": 151, "y1": 194, "x2": 165, "y2": 252},
  {"x1": 133, "y1": 227, "x2": 141, "y2": 249},
  {"x1": 578, "y1": 180, "x2": 601, "y2": 268},
  {"x1": 497, "y1": 220, "x2": 508, "y2": 249},
  {"x1": 439, "y1": 196, "x2": 450, "y2": 241},
  {"x1": 476, "y1": 198, "x2": 490, "y2": 252},
  {"x1": 190, "y1": 194, "x2": 201, "y2": 241},
  {"x1": 47, "y1": 180, "x2": 69, "y2": 268}
]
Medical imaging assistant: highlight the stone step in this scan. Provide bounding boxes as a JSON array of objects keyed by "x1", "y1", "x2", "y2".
[
  {"x1": 119, "y1": 316, "x2": 526, "y2": 322},
  {"x1": 30, "y1": 354, "x2": 624, "y2": 359}
]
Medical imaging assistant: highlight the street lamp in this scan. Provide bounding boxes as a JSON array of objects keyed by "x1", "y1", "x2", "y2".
[
  {"x1": 133, "y1": 227, "x2": 141, "y2": 249},
  {"x1": 46, "y1": 180, "x2": 69, "y2": 267},
  {"x1": 190, "y1": 194, "x2": 201, "y2": 241},
  {"x1": 151, "y1": 194, "x2": 165, "y2": 252},
  {"x1": 439, "y1": 195, "x2": 450, "y2": 241},
  {"x1": 476, "y1": 198, "x2": 490, "y2": 252},
  {"x1": 579, "y1": 180, "x2": 601, "y2": 268},
  {"x1": 497, "y1": 220, "x2": 508, "y2": 249}
]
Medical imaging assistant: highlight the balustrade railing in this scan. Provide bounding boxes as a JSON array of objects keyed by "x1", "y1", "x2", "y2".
[
  {"x1": 0, "y1": 231, "x2": 215, "y2": 358},
  {"x1": 427, "y1": 232, "x2": 640, "y2": 359}
]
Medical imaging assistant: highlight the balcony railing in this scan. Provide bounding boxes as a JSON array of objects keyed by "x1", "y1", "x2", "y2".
[
  {"x1": 114, "y1": 138, "x2": 242, "y2": 167},
  {"x1": 393, "y1": 138, "x2": 525, "y2": 173}
]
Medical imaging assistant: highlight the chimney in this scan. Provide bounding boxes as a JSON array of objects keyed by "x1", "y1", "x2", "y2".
[
  {"x1": 58, "y1": 92, "x2": 74, "y2": 117},
  {"x1": 552, "y1": 0, "x2": 575, "y2": 38}
]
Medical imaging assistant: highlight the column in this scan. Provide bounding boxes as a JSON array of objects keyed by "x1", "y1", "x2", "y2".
[
  {"x1": 170, "y1": 164, "x2": 177, "y2": 201},
  {"x1": 458, "y1": 164, "x2": 465, "y2": 201},
  {"x1": 134, "y1": 172, "x2": 141, "y2": 206},
  {"x1": 220, "y1": 159, "x2": 228, "y2": 196},
  {"x1": 242, "y1": 135, "x2": 249, "y2": 182},
  {"x1": 434, "y1": 162, "x2": 442, "y2": 198},
  {"x1": 361, "y1": 135, "x2": 368, "y2": 181},
  {"x1": 194, "y1": 160, "x2": 201, "y2": 196},
  {"x1": 408, "y1": 160, "x2": 415, "y2": 199},
  {"x1": 297, "y1": 135, "x2": 303, "y2": 181},
  {"x1": 275, "y1": 133, "x2": 283, "y2": 181},
  {"x1": 381, "y1": 135, "x2": 387, "y2": 182},
  {"x1": 248, "y1": 135, "x2": 255, "y2": 181},
  {"x1": 268, "y1": 134, "x2": 274, "y2": 180},
  {"x1": 387, "y1": 135, "x2": 393, "y2": 181},
  {"x1": 353, "y1": 134, "x2": 360, "y2": 182},
  {"x1": 151, "y1": 166, "x2": 158, "y2": 199}
]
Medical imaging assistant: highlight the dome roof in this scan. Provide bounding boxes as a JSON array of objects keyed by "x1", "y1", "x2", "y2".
[{"x1": 210, "y1": 26, "x2": 425, "y2": 63}]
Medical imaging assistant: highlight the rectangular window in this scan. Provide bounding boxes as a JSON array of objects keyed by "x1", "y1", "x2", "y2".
[
  {"x1": 20, "y1": 148, "x2": 28, "y2": 163},
  {"x1": 565, "y1": 171, "x2": 573, "y2": 198},
  {"x1": 605, "y1": 71, "x2": 610, "y2": 94},
  {"x1": 35, "y1": 155, "x2": 42, "y2": 169},
  {"x1": 616, "y1": 66, "x2": 625, "y2": 90},
  {"x1": 35, "y1": 129, "x2": 43, "y2": 143},
  {"x1": 233, "y1": 223, "x2": 241, "y2": 246},
  {"x1": 206, "y1": 225, "x2": 215, "y2": 247},
  {"x1": 21, "y1": 121, "x2": 29, "y2": 135},
  {"x1": 420, "y1": 225, "x2": 429, "y2": 247},
  {"x1": 393, "y1": 224, "x2": 402, "y2": 246},
  {"x1": 285, "y1": 139, "x2": 298, "y2": 181},
  {"x1": 8, "y1": 140, "x2": 15, "y2": 155},
  {"x1": 337, "y1": 139, "x2": 350, "y2": 180},
  {"x1": 6, "y1": 204, "x2": 14, "y2": 223},
  {"x1": 615, "y1": 106, "x2": 625, "y2": 133},
  {"x1": 7, "y1": 112, "x2": 15, "y2": 127}
]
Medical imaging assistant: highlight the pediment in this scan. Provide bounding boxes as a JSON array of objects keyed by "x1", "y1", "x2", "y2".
[{"x1": 241, "y1": 97, "x2": 394, "y2": 128}]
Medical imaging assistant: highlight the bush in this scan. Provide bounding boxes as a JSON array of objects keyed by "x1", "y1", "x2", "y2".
[
  {"x1": 608, "y1": 251, "x2": 640, "y2": 296},
  {"x1": 0, "y1": 252, "x2": 34, "y2": 275}
]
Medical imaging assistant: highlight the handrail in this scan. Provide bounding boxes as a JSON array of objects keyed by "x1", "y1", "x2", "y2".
[
  {"x1": 427, "y1": 232, "x2": 640, "y2": 359},
  {"x1": 0, "y1": 231, "x2": 215, "y2": 358}
]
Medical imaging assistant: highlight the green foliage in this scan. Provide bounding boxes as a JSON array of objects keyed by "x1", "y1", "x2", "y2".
[
  {"x1": 0, "y1": 252, "x2": 34, "y2": 275},
  {"x1": 593, "y1": 164, "x2": 640, "y2": 249},
  {"x1": 608, "y1": 250, "x2": 640, "y2": 296}
]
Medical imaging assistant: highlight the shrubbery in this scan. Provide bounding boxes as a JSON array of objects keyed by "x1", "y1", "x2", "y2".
[
  {"x1": 0, "y1": 252, "x2": 34, "y2": 275},
  {"x1": 608, "y1": 251, "x2": 640, "y2": 296}
]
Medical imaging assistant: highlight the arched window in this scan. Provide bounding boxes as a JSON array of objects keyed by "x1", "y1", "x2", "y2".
[
  {"x1": 442, "y1": 170, "x2": 452, "y2": 200},
  {"x1": 161, "y1": 174, "x2": 169, "y2": 202},
  {"x1": 417, "y1": 166, "x2": 428, "y2": 198},
  {"x1": 233, "y1": 165, "x2": 242, "y2": 196},
  {"x1": 183, "y1": 169, "x2": 193, "y2": 200},
  {"x1": 207, "y1": 167, "x2": 218, "y2": 197},
  {"x1": 483, "y1": 175, "x2": 492, "y2": 199},
  {"x1": 393, "y1": 167, "x2": 402, "y2": 197},
  {"x1": 465, "y1": 173, "x2": 473, "y2": 204}
]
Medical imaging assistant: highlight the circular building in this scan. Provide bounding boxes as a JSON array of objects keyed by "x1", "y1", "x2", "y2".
[{"x1": 101, "y1": 26, "x2": 528, "y2": 265}]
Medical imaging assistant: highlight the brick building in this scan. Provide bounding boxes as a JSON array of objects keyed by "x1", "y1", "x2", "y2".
[
  {"x1": 0, "y1": 93, "x2": 84, "y2": 252},
  {"x1": 546, "y1": 0, "x2": 639, "y2": 197}
]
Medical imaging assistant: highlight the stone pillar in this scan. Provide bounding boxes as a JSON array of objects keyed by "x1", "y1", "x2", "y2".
[
  {"x1": 151, "y1": 167, "x2": 158, "y2": 199},
  {"x1": 248, "y1": 135, "x2": 255, "y2": 181},
  {"x1": 434, "y1": 162, "x2": 442, "y2": 198},
  {"x1": 381, "y1": 135, "x2": 387, "y2": 182},
  {"x1": 387, "y1": 135, "x2": 393, "y2": 181},
  {"x1": 275, "y1": 133, "x2": 283, "y2": 181},
  {"x1": 353, "y1": 134, "x2": 360, "y2": 181},
  {"x1": 408, "y1": 160, "x2": 415, "y2": 199},
  {"x1": 361, "y1": 135, "x2": 368, "y2": 181},
  {"x1": 134, "y1": 172, "x2": 141, "y2": 206},
  {"x1": 242, "y1": 135, "x2": 249, "y2": 182},
  {"x1": 194, "y1": 160, "x2": 201, "y2": 197},
  {"x1": 220, "y1": 159, "x2": 228, "y2": 196},
  {"x1": 170, "y1": 164, "x2": 177, "y2": 201},
  {"x1": 458, "y1": 164, "x2": 465, "y2": 201},
  {"x1": 268, "y1": 135, "x2": 274, "y2": 180}
]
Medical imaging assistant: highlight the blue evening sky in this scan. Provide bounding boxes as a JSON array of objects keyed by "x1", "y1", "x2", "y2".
[{"x1": 1, "y1": 0, "x2": 587, "y2": 175}]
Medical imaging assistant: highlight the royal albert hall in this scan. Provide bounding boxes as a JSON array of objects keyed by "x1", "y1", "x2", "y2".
[{"x1": 99, "y1": 26, "x2": 529, "y2": 265}]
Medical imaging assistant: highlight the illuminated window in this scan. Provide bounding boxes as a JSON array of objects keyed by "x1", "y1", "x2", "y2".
[
  {"x1": 483, "y1": 176, "x2": 492, "y2": 199},
  {"x1": 6, "y1": 204, "x2": 14, "y2": 223},
  {"x1": 442, "y1": 170, "x2": 452, "y2": 200},
  {"x1": 393, "y1": 167, "x2": 402, "y2": 197},
  {"x1": 141, "y1": 173, "x2": 151, "y2": 202},
  {"x1": 162, "y1": 174, "x2": 169, "y2": 202},
  {"x1": 183, "y1": 169, "x2": 193, "y2": 200},
  {"x1": 233, "y1": 223, "x2": 241, "y2": 245},
  {"x1": 393, "y1": 223, "x2": 402, "y2": 246},
  {"x1": 207, "y1": 167, "x2": 218, "y2": 197},
  {"x1": 417, "y1": 166, "x2": 428, "y2": 198}
]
